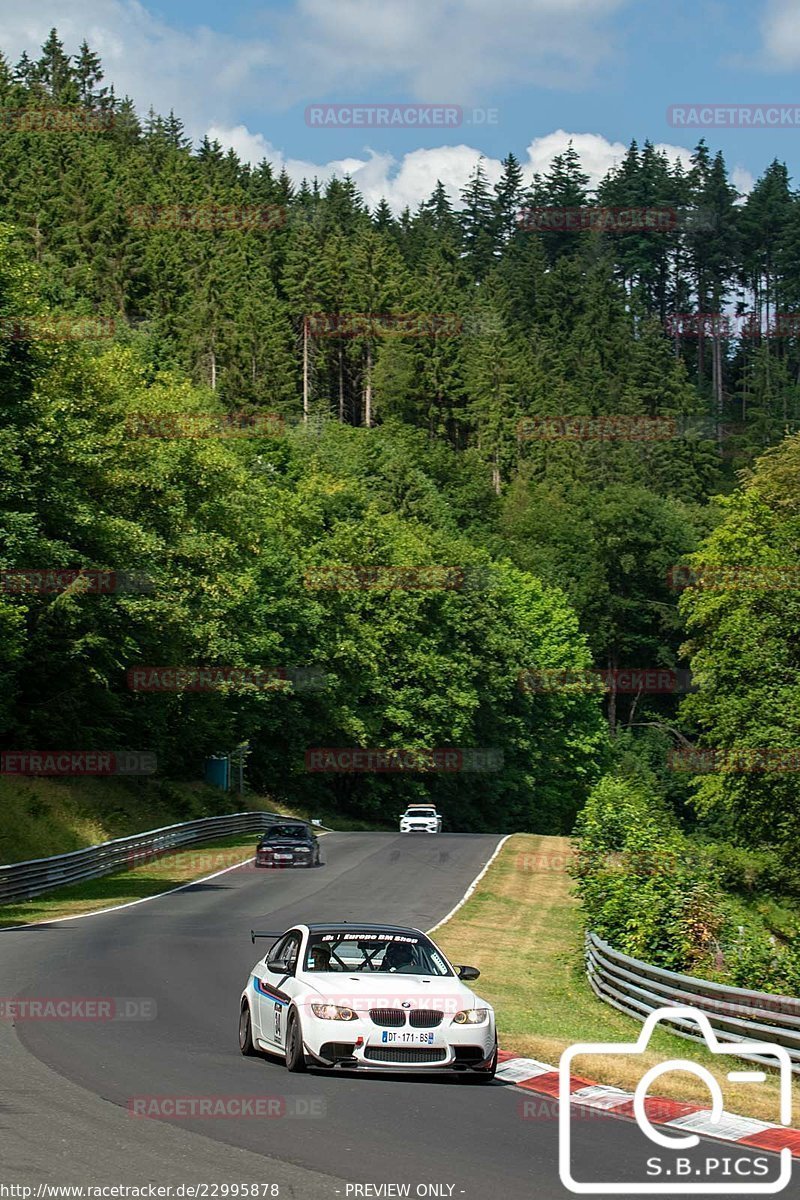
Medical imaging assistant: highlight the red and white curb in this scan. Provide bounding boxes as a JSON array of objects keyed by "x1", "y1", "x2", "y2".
[{"x1": 495, "y1": 1049, "x2": 800, "y2": 1158}]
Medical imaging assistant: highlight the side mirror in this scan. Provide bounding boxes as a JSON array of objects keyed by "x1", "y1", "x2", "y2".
[{"x1": 457, "y1": 965, "x2": 480, "y2": 981}]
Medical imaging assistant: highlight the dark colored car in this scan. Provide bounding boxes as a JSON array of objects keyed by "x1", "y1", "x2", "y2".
[{"x1": 255, "y1": 822, "x2": 322, "y2": 868}]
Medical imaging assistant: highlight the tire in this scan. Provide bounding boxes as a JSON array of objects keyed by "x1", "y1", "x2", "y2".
[
  {"x1": 458, "y1": 1044, "x2": 497, "y2": 1083},
  {"x1": 285, "y1": 1009, "x2": 308, "y2": 1073},
  {"x1": 239, "y1": 1001, "x2": 259, "y2": 1057}
]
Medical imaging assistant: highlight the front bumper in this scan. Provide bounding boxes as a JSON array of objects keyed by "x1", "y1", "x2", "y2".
[
  {"x1": 255, "y1": 853, "x2": 314, "y2": 867},
  {"x1": 302, "y1": 1012, "x2": 495, "y2": 1071},
  {"x1": 399, "y1": 824, "x2": 439, "y2": 833}
]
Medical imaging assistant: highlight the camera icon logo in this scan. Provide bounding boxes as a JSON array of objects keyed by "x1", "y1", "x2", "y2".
[{"x1": 559, "y1": 1005, "x2": 793, "y2": 1194}]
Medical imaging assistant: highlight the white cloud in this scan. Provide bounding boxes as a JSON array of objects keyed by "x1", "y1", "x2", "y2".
[
  {"x1": 759, "y1": 0, "x2": 800, "y2": 68},
  {"x1": 276, "y1": 0, "x2": 630, "y2": 105},
  {"x1": 210, "y1": 124, "x2": 498, "y2": 210},
  {"x1": 523, "y1": 129, "x2": 693, "y2": 188},
  {"x1": 0, "y1": 2, "x2": 755, "y2": 215},
  {"x1": 0, "y1": 0, "x2": 630, "y2": 136},
  {"x1": 210, "y1": 124, "x2": 702, "y2": 212},
  {"x1": 0, "y1": 1, "x2": 276, "y2": 134},
  {"x1": 732, "y1": 165, "x2": 756, "y2": 198}
]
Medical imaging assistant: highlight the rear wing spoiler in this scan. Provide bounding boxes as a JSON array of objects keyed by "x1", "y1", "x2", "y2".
[{"x1": 251, "y1": 929, "x2": 283, "y2": 944}]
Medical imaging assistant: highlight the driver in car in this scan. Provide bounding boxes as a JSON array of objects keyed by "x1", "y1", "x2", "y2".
[
  {"x1": 383, "y1": 941, "x2": 418, "y2": 972},
  {"x1": 308, "y1": 944, "x2": 333, "y2": 971}
]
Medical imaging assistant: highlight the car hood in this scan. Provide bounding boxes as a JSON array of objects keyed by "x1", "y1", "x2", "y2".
[{"x1": 300, "y1": 972, "x2": 486, "y2": 1011}]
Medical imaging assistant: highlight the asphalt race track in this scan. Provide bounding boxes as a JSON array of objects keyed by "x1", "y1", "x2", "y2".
[{"x1": 1, "y1": 833, "x2": 795, "y2": 1199}]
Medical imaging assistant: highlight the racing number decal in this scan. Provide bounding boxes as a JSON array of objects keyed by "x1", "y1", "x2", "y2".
[{"x1": 274, "y1": 1002, "x2": 282, "y2": 1043}]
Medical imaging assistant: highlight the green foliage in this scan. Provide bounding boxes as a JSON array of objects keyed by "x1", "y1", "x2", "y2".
[
  {"x1": 5, "y1": 29, "x2": 800, "y2": 858},
  {"x1": 678, "y1": 435, "x2": 800, "y2": 851},
  {"x1": 574, "y1": 774, "x2": 800, "y2": 994},
  {"x1": 573, "y1": 776, "x2": 725, "y2": 970}
]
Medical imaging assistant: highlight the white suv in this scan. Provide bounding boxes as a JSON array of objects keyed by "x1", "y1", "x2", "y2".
[{"x1": 399, "y1": 805, "x2": 442, "y2": 833}]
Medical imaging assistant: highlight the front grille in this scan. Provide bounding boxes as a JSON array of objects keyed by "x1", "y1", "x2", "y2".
[
  {"x1": 409, "y1": 1009, "x2": 442, "y2": 1028},
  {"x1": 453, "y1": 1045, "x2": 486, "y2": 1064},
  {"x1": 364, "y1": 1046, "x2": 447, "y2": 1064},
  {"x1": 319, "y1": 1041, "x2": 356, "y2": 1061},
  {"x1": 369, "y1": 1008, "x2": 406, "y2": 1027}
]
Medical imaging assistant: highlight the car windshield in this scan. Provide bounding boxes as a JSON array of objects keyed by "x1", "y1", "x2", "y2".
[
  {"x1": 406, "y1": 808, "x2": 435, "y2": 816},
  {"x1": 264, "y1": 825, "x2": 307, "y2": 839},
  {"x1": 304, "y1": 929, "x2": 452, "y2": 975}
]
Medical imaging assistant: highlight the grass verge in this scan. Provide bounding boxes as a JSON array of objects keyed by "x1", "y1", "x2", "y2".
[
  {"x1": 433, "y1": 833, "x2": 799, "y2": 1125},
  {"x1": 0, "y1": 776, "x2": 389, "y2": 868},
  {"x1": 0, "y1": 833, "x2": 264, "y2": 928},
  {"x1": 0, "y1": 776, "x2": 288, "y2": 864}
]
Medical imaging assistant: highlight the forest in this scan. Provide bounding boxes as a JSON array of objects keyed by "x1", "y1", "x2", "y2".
[{"x1": 2, "y1": 30, "x2": 800, "y2": 987}]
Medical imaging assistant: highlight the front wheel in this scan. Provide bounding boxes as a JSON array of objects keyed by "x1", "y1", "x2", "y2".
[
  {"x1": 285, "y1": 1009, "x2": 308, "y2": 1073},
  {"x1": 459, "y1": 1043, "x2": 497, "y2": 1083},
  {"x1": 239, "y1": 1002, "x2": 259, "y2": 1057}
]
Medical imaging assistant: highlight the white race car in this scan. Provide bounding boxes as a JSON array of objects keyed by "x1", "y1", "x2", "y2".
[
  {"x1": 399, "y1": 805, "x2": 442, "y2": 833},
  {"x1": 239, "y1": 922, "x2": 497, "y2": 1080}
]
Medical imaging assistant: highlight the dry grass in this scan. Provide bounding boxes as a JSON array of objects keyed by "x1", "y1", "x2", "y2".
[
  {"x1": 434, "y1": 833, "x2": 800, "y2": 1125},
  {"x1": 0, "y1": 834, "x2": 261, "y2": 928}
]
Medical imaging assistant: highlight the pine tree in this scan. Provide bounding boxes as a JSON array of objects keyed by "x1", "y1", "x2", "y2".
[
  {"x1": 373, "y1": 198, "x2": 394, "y2": 232},
  {"x1": 282, "y1": 221, "x2": 330, "y2": 421},
  {"x1": 686, "y1": 144, "x2": 739, "y2": 435},
  {"x1": 74, "y1": 40, "x2": 105, "y2": 106},
  {"x1": 36, "y1": 29, "x2": 74, "y2": 101},
  {"x1": 346, "y1": 227, "x2": 406, "y2": 425},
  {"x1": 13, "y1": 52, "x2": 36, "y2": 91},
  {"x1": 459, "y1": 159, "x2": 497, "y2": 279},
  {"x1": 524, "y1": 142, "x2": 590, "y2": 264},
  {"x1": 493, "y1": 152, "x2": 524, "y2": 245}
]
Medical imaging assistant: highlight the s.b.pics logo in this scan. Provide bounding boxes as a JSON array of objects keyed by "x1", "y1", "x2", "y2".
[{"x1": 559, "y1": 1006, "x2": 793, "y2": 1194}]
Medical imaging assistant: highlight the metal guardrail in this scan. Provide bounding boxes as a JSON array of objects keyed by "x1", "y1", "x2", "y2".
[
  {"x1": 0, "y1": 811, "x2": 311, "y2": 904},
  {"x1": 587, "y1": 931, "x2": 800, "y2": 1071}
]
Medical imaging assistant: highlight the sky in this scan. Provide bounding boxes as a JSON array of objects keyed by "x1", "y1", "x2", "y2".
[{"x1": 2, "y1": 0, "x2": 800, "y2": 211}]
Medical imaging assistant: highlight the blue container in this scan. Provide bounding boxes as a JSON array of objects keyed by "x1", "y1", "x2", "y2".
[{"x1": 205, "y1": 755, "x2": 230, "y2": 790}]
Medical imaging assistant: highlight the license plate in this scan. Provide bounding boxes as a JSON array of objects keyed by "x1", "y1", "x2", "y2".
[{"x1": 380, "y1": 1030, "x2": 436, "y2": 1045}]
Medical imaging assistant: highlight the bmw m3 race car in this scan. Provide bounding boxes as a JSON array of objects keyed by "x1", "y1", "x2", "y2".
[
  {"x1": 239, "y1": 922, "x2": 497, "y2": 1080},
  {"x1": 255, "y1": 822, "x2": 321, "y2": 868}
]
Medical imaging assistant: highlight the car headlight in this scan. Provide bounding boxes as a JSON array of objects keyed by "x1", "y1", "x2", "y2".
[
  {"x1": 310, "y1": 1004, "x2": 358, "y2": 1021},
  {"x1": 452, "y1": 1008, "x2": 489, "y2": 1025}
]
